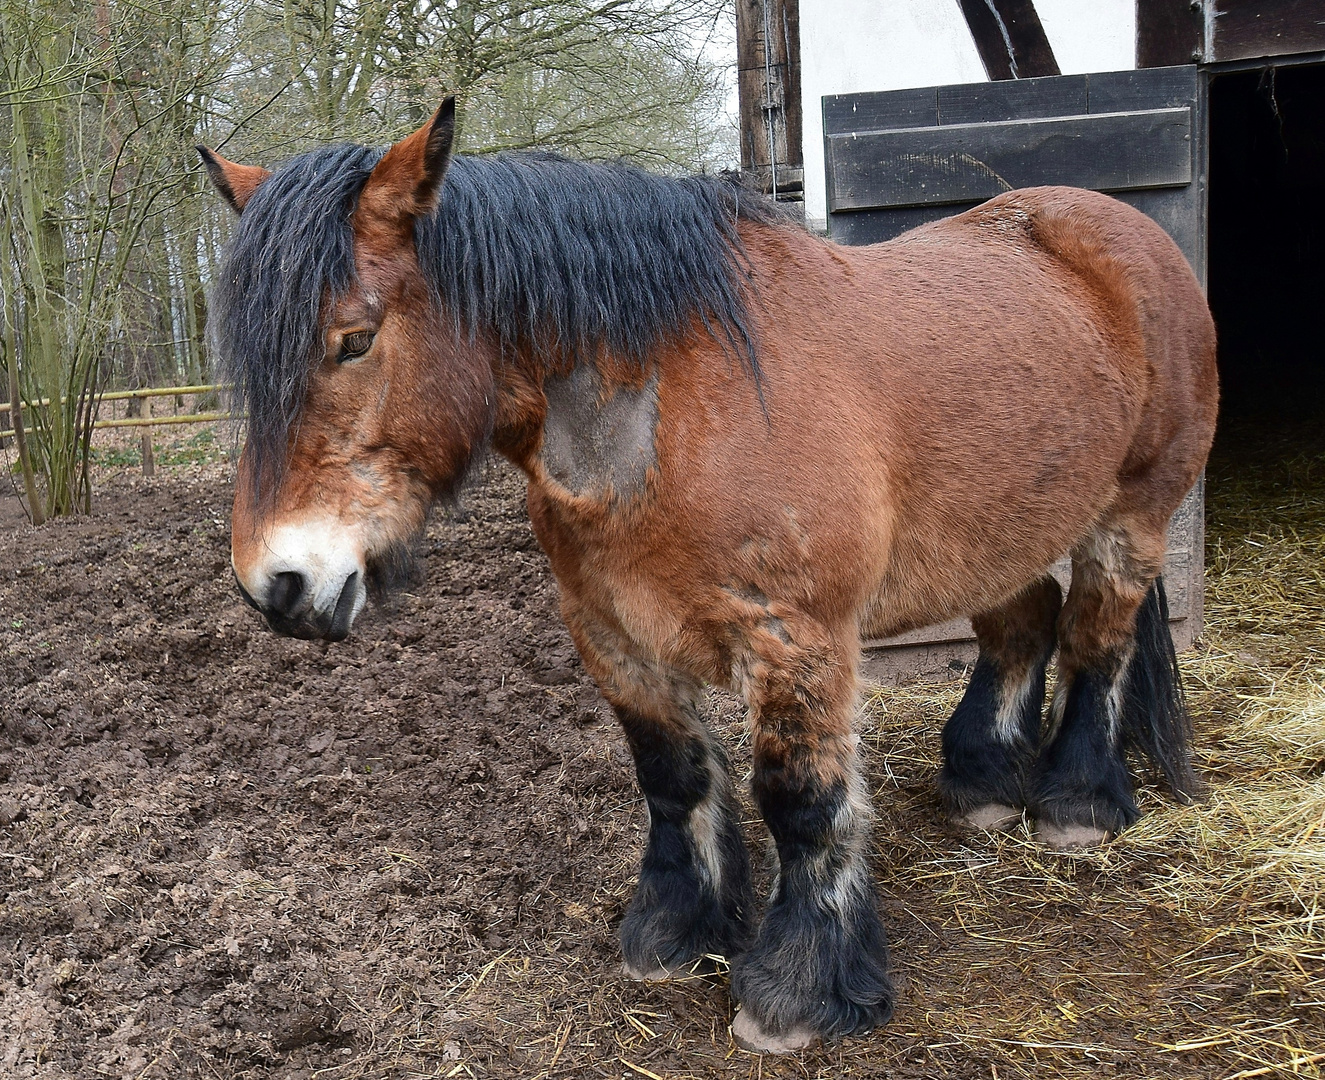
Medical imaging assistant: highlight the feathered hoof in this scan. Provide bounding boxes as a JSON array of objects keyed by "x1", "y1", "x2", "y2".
[
  {"x1": 730, "y1": 1009, "x2": 819, "y2": 1054},
  {"x1": 1037, "y1": 820, "x2": 1110, "y2": 850},
  {"x1": 956, "y1": 803, "x2": 1022, "y2": 832}
]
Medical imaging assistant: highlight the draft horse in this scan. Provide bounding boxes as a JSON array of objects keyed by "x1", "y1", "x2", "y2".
[{"x1": 202, "y1": 99, "x2": 1218, "y2": 1053}]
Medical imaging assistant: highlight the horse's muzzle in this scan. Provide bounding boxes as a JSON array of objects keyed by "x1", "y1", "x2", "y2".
[{"x1": 235, "y1": 568, "x2": 361, "y2": 642}]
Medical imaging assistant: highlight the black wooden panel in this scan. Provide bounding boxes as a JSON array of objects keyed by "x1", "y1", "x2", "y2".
[
  {"x1": 1137, "y1": 0, "x2": 1205, "y2": 67},
  {"x1": 827, "y1": 108, "x2": 1193, "y2": 211},
  {"x1": 828, "y1": 203, "x2": 981, "y2": 245},
  {"x1": 823, "y1": 87, "x2": 937, "y2": 136},
  {"x1": 825, "y1": 66, "x2": 1197, "y2": 133},
  {"x1": 1087, "y1": 65, "x2": 1199, "y2": 112},
  {"x1": 938, "y1": 74, "x2": 1087, "y2": 124},
  {"x1": 1109, "y1": 187, "x2": 1202, "y2": 273},
  {"x1": 1209, "y1": 0, "x2": 1325, "y2": 62}
]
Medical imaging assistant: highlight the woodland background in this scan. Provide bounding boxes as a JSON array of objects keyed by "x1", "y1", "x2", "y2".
[{"x1": 0, "y1": 0, "x2": 736, "y2": 517}]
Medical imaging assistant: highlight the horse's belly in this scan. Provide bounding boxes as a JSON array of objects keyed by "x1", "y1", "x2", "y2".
[
  {"x1": 833, "y1": 279, "x2": 1140, "y2": 630},
  {"x1": 860, "y1": 382, "x2": 1131, "y2": 631}
]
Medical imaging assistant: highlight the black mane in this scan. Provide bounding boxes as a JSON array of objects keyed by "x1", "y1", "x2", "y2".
[{"x1": 209, "y1": 143, "x2": 786, "y2": 493}]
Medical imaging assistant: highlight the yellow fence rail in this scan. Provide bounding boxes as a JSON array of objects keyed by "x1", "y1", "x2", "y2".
[
  {"x1": 0, "y1": 385, "x2": 236, "y2": 443},
  {"x1": 1, "y1": 383, "x2": 230, "y2": 411}
]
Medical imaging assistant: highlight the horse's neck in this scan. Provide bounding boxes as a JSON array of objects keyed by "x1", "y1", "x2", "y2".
[
  {"x1": 491, "y1": 352, "x2": 662, "y2": 503},
  {"x1": 489, "y1": 352, "x2": 549, "y2": 468}
]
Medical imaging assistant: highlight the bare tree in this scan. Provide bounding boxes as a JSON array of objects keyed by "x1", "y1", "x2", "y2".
[
  {"x1": 0, "y1": 0, "x2": 732, "y2": 518},
  {"x1": 0, "y1": 0, "x2": 237, "y2": 516}
]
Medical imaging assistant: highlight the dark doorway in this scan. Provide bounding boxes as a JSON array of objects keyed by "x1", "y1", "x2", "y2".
[{"x1": 1208, "y1": 64, "x2": 1325, "y2": 421}]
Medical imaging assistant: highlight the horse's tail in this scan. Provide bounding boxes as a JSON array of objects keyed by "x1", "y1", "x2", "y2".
[{"x1": 1122, "y1": 577, "x2": 1197, "y2": 799}]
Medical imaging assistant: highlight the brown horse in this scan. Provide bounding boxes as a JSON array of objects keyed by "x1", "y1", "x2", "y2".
[{"x1": 201, "y1": 98, "x2": 1218, "y2": 1053}]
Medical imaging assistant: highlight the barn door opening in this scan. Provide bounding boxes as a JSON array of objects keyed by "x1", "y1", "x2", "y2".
[
  {"x1": 1208, "y1": 63, "x2": 1325, "y2": 422},
  {"x1": 819, "y1": 66, "x2": 1206, "y2": 678}
]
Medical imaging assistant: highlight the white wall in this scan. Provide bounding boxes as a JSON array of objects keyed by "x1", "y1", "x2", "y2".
[
  {"x1": 801, "y1": 0, "x2": 984, "y2": 231},
  {"x1": 799, "y1": 0, "x2": 1137, "y2": 231},
  {"x1": 1035, "y1": 0, "x2": 1135, "y2": 75}
]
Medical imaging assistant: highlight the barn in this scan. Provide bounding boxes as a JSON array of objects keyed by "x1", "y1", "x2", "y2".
[{"x1": 736, "y1": 0, "x2": 1325, "y2": 675}]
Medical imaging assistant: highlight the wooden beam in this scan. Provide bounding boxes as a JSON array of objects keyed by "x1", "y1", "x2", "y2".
[
  {"x1": 956, "y1": 0, "x2": 1061, "y2": 80},
  {"x1": 1137, "y1": 0, "x2": 1205, "y2": 67},
  {"x1": 1207, "y1": 0, "x2": 1325, "y2": 62},
  {"x1": 1, "y1": 383, "x2": 229, "y2": 411},
  {"x1": 0, "y1": 412, "x2": 234, "y2": 441},
  {"x1": 735, "y1": 0, "x2": 803, "y2": 193}
]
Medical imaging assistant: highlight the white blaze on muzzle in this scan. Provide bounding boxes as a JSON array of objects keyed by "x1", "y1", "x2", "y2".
[{"x1": 233, "y1": 516, "x2": 368, "y2": 637}]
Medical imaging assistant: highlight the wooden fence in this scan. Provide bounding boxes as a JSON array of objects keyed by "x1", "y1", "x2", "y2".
[{"x1": 1, "y1": 383, "x2": 234, "y2": 476}]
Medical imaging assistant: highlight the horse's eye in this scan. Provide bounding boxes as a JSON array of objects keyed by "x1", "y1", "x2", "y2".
[{"x1": 339, "y1": 329, "x2": 375, "y2": 360}]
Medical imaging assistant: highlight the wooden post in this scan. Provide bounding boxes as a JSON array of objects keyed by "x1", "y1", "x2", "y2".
[
  {"x1": 736, "y1": 0, "x2": 803, "y2": 198},
  {"x1": 128, "y1": 393, "x2": 154, "y2": 477},
  {"x1": 140, "y1": 397, "x2": 154, "y2": 477}
]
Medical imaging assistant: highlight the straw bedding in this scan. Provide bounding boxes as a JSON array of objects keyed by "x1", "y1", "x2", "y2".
[{"x1": 453, "y1": 420, "x2": 1325, "y2": 1079}]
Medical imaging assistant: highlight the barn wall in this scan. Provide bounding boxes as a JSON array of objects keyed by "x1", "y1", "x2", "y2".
[
  {"x1": 800, "y1": 0, "x2": 1137, "y2": 230},
  {"x1": 1035, "y1": 0, "x2": 1137, "y2": 72}
]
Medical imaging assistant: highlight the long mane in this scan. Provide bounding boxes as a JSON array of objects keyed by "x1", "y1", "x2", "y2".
[
  {"x1": 417, "y1": 153, "x2": 784, "y2": 367},
  {"x1": 209, "y1": 144, "x2": 786, "y2": 494}
]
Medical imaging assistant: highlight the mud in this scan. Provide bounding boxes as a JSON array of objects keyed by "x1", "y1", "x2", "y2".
[
  {"x1": 2, "y1": 448, "x2": 1312, "y2": 1079},
  {"x1": 2, "y1": 460, "x2": 650, "y2": 1076}
]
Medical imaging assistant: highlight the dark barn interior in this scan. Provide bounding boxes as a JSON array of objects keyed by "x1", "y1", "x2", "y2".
[{"x1": 1208, "y1": 63, "x2": 1325, "y2": 422}]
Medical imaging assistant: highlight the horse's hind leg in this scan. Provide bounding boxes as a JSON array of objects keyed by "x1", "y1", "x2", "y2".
[
  {"x1": 560, "y1": 598, "x2": 753, "y2": 978},
  {"x1": 1031, "y1": 519, "x2": 1194, "y2": 849},
  {"x1": 729, "y1": 614, "x2": 892, "y2": 1052},
  {"x1": 939, "y1": 576, "x2": 1061, "y2": 830}
]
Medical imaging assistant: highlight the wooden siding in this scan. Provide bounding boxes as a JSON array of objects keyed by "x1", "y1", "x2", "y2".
[
  {"x1": 1206, "y1": 0, "x2": 1325, "y2": 63},
  {"x1": 823, "y1": 66, "x2": 1204, "y2": 270},
  {"x1": 827, "y1": 108, "x2": 1192, "y2": 211}
]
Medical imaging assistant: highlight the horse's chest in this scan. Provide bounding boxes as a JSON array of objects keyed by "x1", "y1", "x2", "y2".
[{"x1": 539, "y1": 364, "x2": 659, "y2": 501}]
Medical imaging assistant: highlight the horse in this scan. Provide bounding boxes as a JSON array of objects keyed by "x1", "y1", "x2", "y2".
[{"x1": 200, "y1": 97, "x2": 1218, "y2": 1053}]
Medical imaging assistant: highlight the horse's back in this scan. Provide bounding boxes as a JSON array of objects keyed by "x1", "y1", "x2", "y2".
[
  {"x1": 925, "y1": 187, "x2": 1218, "y2": 526},
  {"x1": 720, "y1": 187, "x2": 1217, "y2": 634},
  {"x1": 904, "y1": 187, "x2": 1217, "y2": 448}
]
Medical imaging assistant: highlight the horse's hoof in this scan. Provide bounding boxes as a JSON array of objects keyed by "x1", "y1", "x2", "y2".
[
  {"x1": 622, "y1": 960, "x2": 675, "y2": 981},
  {"x1": 958, "y1": 803, "x2": 1022, "y2": 831},
  {"x1": 1037, "y1": 821, "x2": 1110, "y2": 849},
  {"x1": 730, "y1": 1009, "x2": 818, "y2": 1054}
]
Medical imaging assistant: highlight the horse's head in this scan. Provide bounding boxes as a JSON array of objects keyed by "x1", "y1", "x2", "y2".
[{"x1": 203, "y1": 99, "x2": 494, "y2": 641}]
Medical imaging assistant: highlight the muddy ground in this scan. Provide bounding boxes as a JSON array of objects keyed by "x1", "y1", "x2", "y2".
[{"x1": 2, "y1": 437, "x2": 1321, "y2": 1079}]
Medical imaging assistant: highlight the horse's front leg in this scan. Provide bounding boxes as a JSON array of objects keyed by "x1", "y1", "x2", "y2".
[
  {"x1": 561, "y1": 596, "x2": 754, "y2": 978},
  {"x1": 729, "y1": 613, "x2": 894, "y2": 1052}
]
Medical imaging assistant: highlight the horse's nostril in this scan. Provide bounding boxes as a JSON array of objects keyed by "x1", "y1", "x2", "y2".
[{"x1": 268, "y1": 571, "x2": 306, "y2": 617}]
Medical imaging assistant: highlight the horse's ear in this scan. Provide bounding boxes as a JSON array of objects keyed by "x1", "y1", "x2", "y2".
[
  {"x1": 357, "y1": 97, "x2": 456, "y2": 229},
  {"x1": 196, "y1": 146, "x2": 272, "y2": 214}
]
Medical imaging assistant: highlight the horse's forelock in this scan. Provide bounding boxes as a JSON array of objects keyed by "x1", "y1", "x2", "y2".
[{"x1": 208, "y1": 143, "x2": 384, "y2": 504}]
